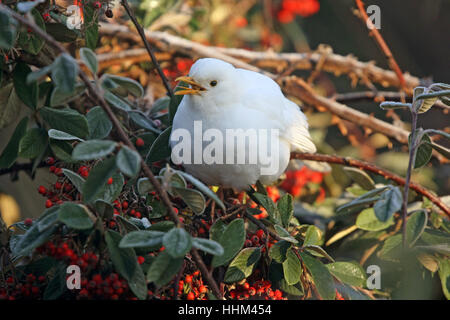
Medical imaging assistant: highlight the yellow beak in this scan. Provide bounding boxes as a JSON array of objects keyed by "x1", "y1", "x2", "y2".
[{"x1": 175, "y1": 76, "x2": 206, "y2": 95}]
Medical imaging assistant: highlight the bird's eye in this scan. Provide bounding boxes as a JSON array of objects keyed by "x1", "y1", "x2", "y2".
[{"x1": 210, "y1": 80, "x2": 218, "y2": 87}]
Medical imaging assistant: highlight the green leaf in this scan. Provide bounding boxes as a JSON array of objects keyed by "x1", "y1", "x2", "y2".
[
  {"x1": 87, "y1": 106, "x2": 112, "y2": 140},
  {"x1": 163, "y1": 228, "x2": 192, "y2": 258},
  {"x1": 0, "y1": 83, "x2": 23, "y2": 129},
  {"x1": 13, "y1": 219, "x2": 57, "y2": 257},
  {"x1": 49, "y1": 140, "x2": 74, "y2": 163},
  {"x1": 95, "y1": 171, "x2": 124, "y2": 203},
  {"x1": 378, "y1": 234, "x2": 402, "y2": 262},
  {"x1": 40, "y1": 107, "x2": 89, "y2": 139},
  {"x1": 303, "y1": 245, "x2": 334, "y2": 262},
  {"x1": 82, "y1": 156, "x2": 118, "y2": 203},
  {"x1": 212, "y1": 218, "x2": 245, "y2": 267},
  {"x1": 80, "y1": 47, "x2": 98, "y2": 75},
  {"x1": 172, "y1": 186, "x2": 206, "y2": 215},
  {"x1": 48, "y1": 129, "x2": 84, "y2": 141},
  {"x1": 406, "y1": 210, "x2": 427, "y2": 247},
  {"x1": 269, "y1": 240, "x2": 291, "y2": 263},
  {"x1": 192, "y1": 238, "x2": 224, "y2": 256},
  {"x1": 146, "y1": 126, "x2": 172, "y2": 163},
  {"x1": 356, "y1": 208, "x2": 394, "y2": 231},
  {"x1": 343, "y1": 167, "x2": 375, "y2": 190},
  {"x1": 279, "y1": 279, "x2": 304, "y2": 297},
  {"x1": 379, "y1": 101, "x2": 411, "y2": 110},
  {"x1": 0, "y1": 117, "x2": 28, "y2": 168},
  {"x1": 72, "y1": 140, "x2": 117, "y2": 161},
  {"x1": 253, "y1": 192, "x2": 278, "y2": 222},
  {"x1": 116, "y1": 146, "x2": 141, "y2": 178},
  {"x1": 50, "y1": 83, "x2": 86, "y2": 107},
  {"x1": 300, "y1": 252, "x2": 336, "y2": 300},
  {"x1": 146, "y1": 251, "x2": 183, "y2": 287},
  {"x1": 43, "y1": 262, "x2": 67, "y2": 300},
  {"x1": 148, "y1": 221, "x2": 175, "y2": 232},
  {"x1": 18, "y1": 128, "x2": 47, "y2": 159},
  {"x1": 176, "y1": 170, "x2": 226, "y2": 212},
  {"x1": 51, "y1": 53, "x2": 79, "y2": 93},
  {"x1": 119, "y1": 230, "x2": 165, "y2": 248},
  {"x1": 0, "y1": 11, "x2": 17, "y2": 49},
  {"x1": 58, "y1": 202, "x2": 94, "y2": 230},
  {"x1": 412, "y1": 132, "x2": 432, "y2": 168},
  {"x1": 303, "y1": 225, "x2": 322, "y2": 246},
  {"x1": 283, "y1": 248, "x2": 302, "y2": 285},
  {"x1": 224, "y1": 247, "x2": 261, "y2": 283},
  {"x1": 103, "y1": 90, "x2": 132, "y2": 111},
  {"x1": 326, "y1": 261, "x2": 366, "y2": 287},
  {"x1": 278, "y1": 194, "x2": 293, "y2": 228},
  {"x1": 274, "y1": 224, "x2": 298, "y2": 244},
  {"x1": 17, "y1": 9, "x2": 45, "y2": 54},
  {"x1": 105, "y1": 230, "x2": 147, "y2": 300},
  {"x1": 373, "y1": 186, "x2": 402, "y2": 222},
  {"x1": 169, "y1": 94, "x2": 182, "y2": 124},
  {"x1": 150, "y1": 96, "x2": 170, "y2": 114},
  {"x1": 13, "y1": 62, "x2": 38, "y2": 109},
  {"x1": 129, "y1": 111, "x2": 160, "y2": 134},
  {"x1": 209, "y1": 219, "x2": 226, "y2": 243},
  {"x1": 102, "y1": 74, "x2": 144, "y2": 97},
  {"x1": 438, "y1": 259, "x2": 450, "y2": 300}
]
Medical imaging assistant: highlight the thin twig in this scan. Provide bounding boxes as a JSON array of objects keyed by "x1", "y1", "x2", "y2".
[
  {"x1": 354, "y1": 0, "x2": 407, "y2": 92},
  {"x1": 120, "y1": 0, "x2": 174, "y2": 98},
  {"x1": 290, "y1": 152, "x2": 450, "y2": 217}
]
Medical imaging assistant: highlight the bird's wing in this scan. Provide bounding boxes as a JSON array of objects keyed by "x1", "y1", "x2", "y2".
[{"x1": 236, "y1": 68, "x2": 316, "y2": 153}]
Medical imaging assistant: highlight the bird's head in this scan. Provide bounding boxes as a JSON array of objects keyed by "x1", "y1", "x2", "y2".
[{"x1": 175, "y1": 58, "x2": 240, "y2": 104}]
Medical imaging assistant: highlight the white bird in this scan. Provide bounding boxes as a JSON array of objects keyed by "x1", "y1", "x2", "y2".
[{"x1": 170, "y1": 58, "x2": 328, "y2": 190}]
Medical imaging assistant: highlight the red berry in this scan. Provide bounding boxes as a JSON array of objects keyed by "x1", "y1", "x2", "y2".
[
  {"x1": 135, "y1": 138, "x2": 144, "y2": 147},
  {"x1": 54, "y1": 181, "x2": 62, "y2": 189},
  {"x1": 24, "y1": 218, "x2": 33, "y2": 226},
  {"x1": 185, "y1": 275, "x2": 192, "y2": 284},
  {"x1": 38, "y1": 185, "x2": 47, "y2": 194},
  {"x1": 93, "y1": 1, "x2": 101, "y2": 9},
  {"x1": 45, "y1": 200, "x2": 53, "y2": 208},
  {"x1": 107, "y1": 177, "x2": 113, "y2": 185},
  {"x1": 46, "y1": 157, "x2": 55, "y2": 165},
  {"x1": 42, "y1": 13, "x2": 51, "y2": 22},
  {"x1": 187, "y1": 292, "x2": 195, "y2": 300},
  {"x1": 121, "y1": 201, "x2": 128, "y2": 210},
  {"x1": 137, "y1": 256, "x2": 145, "y2": 264},
  {"x1": 199, "y1": 285, "x2": 207, "y2": 294}
]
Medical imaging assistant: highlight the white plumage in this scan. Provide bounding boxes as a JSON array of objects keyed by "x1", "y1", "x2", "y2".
[{"x1": 170, "y1": 58, "x2": 326, "y2": 190}]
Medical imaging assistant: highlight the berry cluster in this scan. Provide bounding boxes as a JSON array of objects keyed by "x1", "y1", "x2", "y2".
[
  {"x1": 38, "y1": 158, "x2": 80, "y2": 208},
  {"x1": 228, "y1": 280, "x2": 285, "y2": 300},
  {"x1": 0, "y1": 274, "x2": 46, "y2": 300},
  {"x1": 277, "y1": 0, "x2": 320, "y2": 24},
  {"x1": 78, "y1": 273, "x2": 134, "y2": 300},
  {"x1": 36, "y1": 240, "x2": 99, "y2": 271},
  {"x1": 244, "y1": 229, "x2": 269, "y2": 249},
  {"x1": 279, "y1": 166, "x2": 325, "y2": 202},
  {"x1": 179, "y1": 271, "x2": 208, "y2": 300}
]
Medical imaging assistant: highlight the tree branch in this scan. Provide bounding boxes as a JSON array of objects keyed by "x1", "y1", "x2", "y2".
[
  {"x1": 99, "y1": 23, "x2": 420, "y2": 90},
  {"x1": 290, "y1": 152, "x2": 450, "y2": 217},
  {"x1": 354, "y1": 0, "x2": 407, "y2": 92}
]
